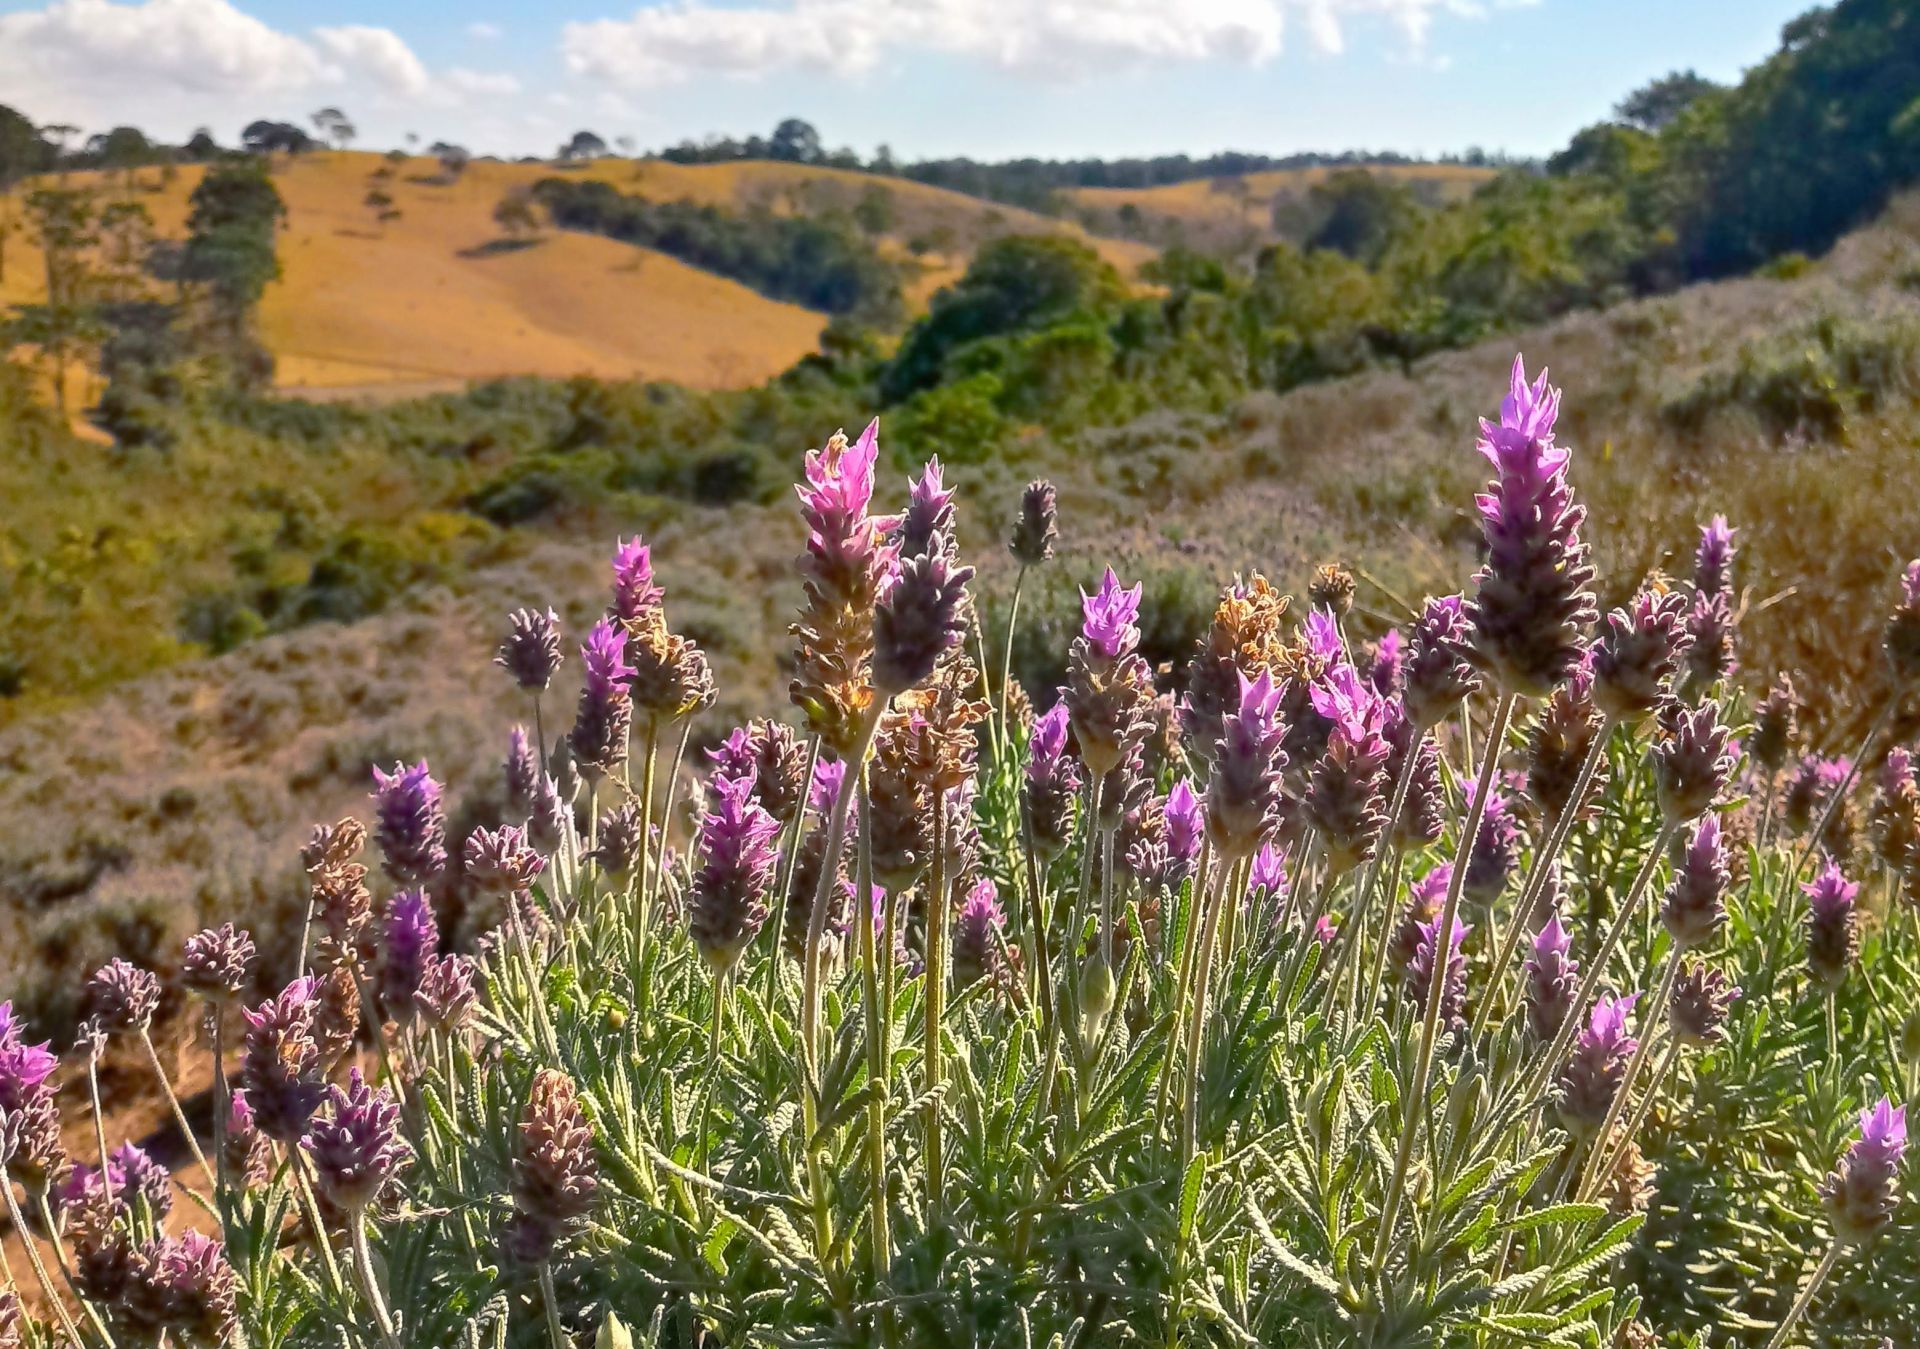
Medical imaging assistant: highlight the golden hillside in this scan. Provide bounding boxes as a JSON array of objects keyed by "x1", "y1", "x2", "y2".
[
  {"x1": 1, "y1": 153, "x2": 1158, "y2": 398},
  {"x1": 1067, "y1": 162, "x2": 1497, "y2": 252}
]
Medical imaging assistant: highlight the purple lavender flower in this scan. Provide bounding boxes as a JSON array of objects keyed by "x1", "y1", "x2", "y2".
[
  {"x1": 1784, "y1": 753, "x2": 1852, "y2": 840},
  {"x1": 1669, "y1": 961, "x2": 1740, "y2": 1047},
  {"x1": 240, "y1": 977, "x2": 324, "y2": 1143},
  {"x1": 1804, "y1": 860, "x2": 1860, "y2": 991},
  {"x1": 688, "y1": 775, "x2": 781, "y2": 973},
  {"x1": 464, "y1": 823, "x2": 547, "y2": 898},
  {"x1": 893, "y1": 457, "x2": 958, "y2": 560},
  {"x1": 1822, "y1": 1097, "x2": 1906, "y2": 1244},
  {"x1": 496, "y1": 607, "x2": 564, "y2": 692},
  {"x1": 1651, "y1": 701, "x2": 1738, "y2": 825},
  {"x1": 873, "y1": 542, "x2": 975, "y2": 694},
  {"x1": 83, "y1": 958, "x2": 160, "y2": 1036},
  {"x1": 527, "y1": 771, "x2": 568, "y2": 855},
  {"x1": 0, "y1": 1021, "x2": 57, "y2": 1117},
  {"x1": 611, "y1": 536, "x2": 664, "y2": 626},
  {"x1": 371, "y1": 759, "x2": 448, "y2": 884},
  {"x1": 1403, "y1": 594, "x2": 1481, "y2": 730},
  {"x1": 1364, "y1": 628, "x2": 1404, "y2": 698},
  {"x1": 1246, "y1": 842, "x2": 1289, "y2": 911},
  {"x1": 1010, "y1": 479, "x2": 1058, "y2": 567},
  {"x1": 1462, "y1": 785, "x2": 1520, "y2": 907},
  {"x1": 1165, "y1": 779, "x2": 1203, "y2": 866},
  {"x1": 302, "y1": 1068, "x2": 411, "y2": 1213},
  {"x1": 1383, "y1": 705, "x2": 1444, "y2": 848},
  {"x1": 1591, "y1": 587, "x2": 1690, "y2": 723},
  {"x1": 111, "y1": 1141, "x2": 173, "y2": 1219},
  {"x1": 1405, "y1": 916, "x2": 1470, "y2": 1029},
  {"x1": 1391, "y1": 862, "x2": 1451, "y2": 984},
  {"x1": 1883, "y1": 558, "x2": 1920, "y2": 686},
  {"x1": 380, "y1": 890, "x2": 439, "y2": 1019},
  {"x1": 1683, "y1": 589, "x2": 1737, "y2": 694},
  {"x1": 570, "y1": 618, "x2": 636, "y2": 777},
  {"x1": 1694, "y1": 516, "x2": 1736, "y2": 597},
  {"x1": 590, "y1": 800, "x2": 644, "y2": 875},
  {"x1": 414, "y1": 954, "x2": 478, "y2": 1035},
  {"x1": 1465, "y1": 356, "x2": 1597, "y2": 698},
  {"x1": 224, "y1": 1089, "x2": 275, "y2": 1188},
  {"x1": 1304, "y1": 665, "x2": 1393, "y2": 875},
  {"x1": 1081, "y1": 567, "x2": 1144, "y2": 662},
  {"x1": 505, "y1": 724, "x2": 542, "y2": 813},
  {"x1": 791, "y1": 421, "x2": 893, "y2": 756},
  {"x1": 1524, "y1": 911, "x2": 1580, "y2": 1043},
  {"x1": 1557, "y1": 993, "x2": 1640, "y2": 1135},
  {"x1": 1749, "y1": 674, "x2": 1799, "y2": 775},
  {"x1": 508, "y1": 1068, "x2": 599, "y2": 1264},
  {"x1": 1023, "y1": 703, "x2": 1082, "y2": 861},
  {"x1": 126, "y1": 1230, "x2": 239, "y2": 1345},
  {"x1": 181, "y1": 925, "x2": 255, "y2": 1003},
  {"x1": 706, "y1": 719, "x2": 810, "y2": 824},
  {"x1": 1204, "y1": 671, "x2": 1288, "y2": 861},
  {"x1": 952, "y1": 877, "x2": 1009, "y2": 988},
  {"x1": 1662, "y1": 814, "x2": 1731, "y2": 950}
]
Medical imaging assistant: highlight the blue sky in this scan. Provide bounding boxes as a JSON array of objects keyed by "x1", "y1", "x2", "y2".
[{"x1": 0, "y1": 0, "x2": 1813, "y2": 162}]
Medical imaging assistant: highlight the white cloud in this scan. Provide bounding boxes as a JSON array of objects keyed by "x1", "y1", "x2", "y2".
[
  {"x1": 466, "y1": 20, "x2": 503, "y2": 40},
  {"x1": 0, "y1": 0, "x2": 326, "y2": 98},
  {"x1": 0, "y1": 0, "x2": 519, "y2": 139},
  {"x1": 445, "y1": 67, "x2": 522, "y2": 98},
  {"x1": 314, "y1": 24, "x2": 431, "y2": 96},
  {"x1": 559, "y1": 0, "x2": 1505, "y2": 85}
]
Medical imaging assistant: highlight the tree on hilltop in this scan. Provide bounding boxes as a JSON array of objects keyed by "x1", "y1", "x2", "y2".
[
  {"x1": 311, "y1": 107, "x2": 357, "y2": 151},
  {"x1": 560, "y1": 130, "x2": 608, "y2": 161}
]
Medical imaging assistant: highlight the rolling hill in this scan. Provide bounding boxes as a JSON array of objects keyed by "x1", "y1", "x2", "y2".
[
  {"x1": 1066, "y1": 162, "x2": 1496, "y2": 253},
  {"x1": 0, "y1": 152, "x2": 1159, "y2": 399}
]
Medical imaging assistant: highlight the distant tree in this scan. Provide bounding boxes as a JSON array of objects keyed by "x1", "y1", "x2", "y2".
[
  {"x1": 769, "y1": 118, "x2": 822, "y2": 164},
  {"x1": 615, "y1": 135, "x2": 637, "y2": 158},
  {"x1": 0, "y1": 104, "x2": 53, "y2": 285},
  {"x1": 97, "y1": 198, "x2": 155, "y2": 296},
  {"x1": 1304, "y1": 170, "x2": 1413, "y2": 265},
  {"x1": 560, "y1": 130, "x2": 608, "y2": 161},
  {"x1": 12, "y1": 186, "x2": 102, "y2": 412},
  {"x1": 384, "y1": 148, "x2": 408, "y2": 165},
  {"x1": 1615, "y1": 70, "x2": 1722, "y2": 132},
  {"x1": 183, "y1": 128, "x2": 221, "y2": 161},
  {"x1": 184, "y1": 161, "x2": 286, "y2": 348},
  {"x1": 493, "y1": 187, "x2": 541, "y2": 239},
  {"x1": 853, "y1": 184, "x2": 896, "y2": 238},
  {"x1": 872, "y1": 143, "x2": 897, "y2": 175},
  {"x1": 881, "y1": 233, "x2": 1124, "y2": 402},
  {"x1": 1116, "y1": 202, "x2": 1145, "y2": 239},
  {"x1": 241, "y1": 120, "x2": 316, "y2": 158},
  {"x1": 429, "y1": 141, "x2": 471, "y2": 180},
  {"x1": 311, "y1": 107, "x2": 357, "y2": 151}
]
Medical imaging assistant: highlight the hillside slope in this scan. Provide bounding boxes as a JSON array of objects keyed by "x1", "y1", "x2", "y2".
[
  {"x1": 1067, "y1": 162, "x2": 1495, "y2": 252},
  {"x1": 0, "y1": 153, "x2": 1158, "y2": 397}
]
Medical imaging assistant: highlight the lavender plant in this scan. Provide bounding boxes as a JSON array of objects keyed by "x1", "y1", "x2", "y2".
[{"x1": 5, "y1": 363, "x2": 1915, "y2": 1349}]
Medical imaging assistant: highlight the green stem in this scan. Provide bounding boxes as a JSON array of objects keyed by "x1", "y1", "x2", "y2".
[
  {"x1": 1793, "y1": 694, "x2": 1896, "y2": 879},
  {"x1": 538, "y1": 1262, "x2": 569, "y2": 1349},
  {"x1": 1329, "y1": 739, "x2": 1421, "y2": 1013},
  {"x1": 350, "y1": 1208, "x2": 403, "y2": 1349},
  {"x1": 1589, "y1": 1035, "x2": 1683, "y2": 1201},
  {"x1": 1762, "y1": 1244, "x2": 1841, "y2": 1349},
  {"x1": 999, "y1": 569, "x2": 1028, "y2": 755},
  {"x1": 1156, "y1": 834, "x2": 1213, "y2": 1139},
  {"x1": 855, "y1": 758, "x2": 892, "y2": 1301},
  {"x1": 139, "y1": 1028, "x2": 214, "y2": 1194},
  {"x1": 87, "y1": 1050, "x2": 115, "y2": 1209},
  {"x1": 291, "y1": 1159, "x2": 349, "y2": 1308},
  {"x1": 36, "y1": 1190, "x2": 118, "y2": 1349},
  {"x1": 923, "y1": 788, "x2": 947, "y2": 1229},
  {"x1": 1361, "y1": 849, "x2": 1409, "y2": 1019},
  {"x1": 1373, "y1": 691, "x2": 1516, "y2": 1270},
  {"x1": 765, "y1": 735, "x2": 823, "y2": 1006}
]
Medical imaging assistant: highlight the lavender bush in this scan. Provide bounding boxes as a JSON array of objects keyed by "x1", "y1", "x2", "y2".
[{"x1": 0, "y1": 367, "x2": 1914, "y2": 1349}]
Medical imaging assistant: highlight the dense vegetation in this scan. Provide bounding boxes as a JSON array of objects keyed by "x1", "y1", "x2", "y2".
[
  {"x1": 528, "y1": 178, "x2": 903, "y2": 323},
  {"x1": 0, "y1": 380, "x2": 1913, "y2": 1348}
]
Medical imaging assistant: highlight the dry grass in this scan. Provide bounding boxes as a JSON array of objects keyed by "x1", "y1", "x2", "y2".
[{"x1": 1, "y1": 153, "x2": 1159, "y2": 397}]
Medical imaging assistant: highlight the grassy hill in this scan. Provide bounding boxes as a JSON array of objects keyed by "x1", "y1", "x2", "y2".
[
  {"x1": 0, "y1": 152, "x2": 1157, "y2": 399},
  {"x1": 1066, "y1": 161, "x2": 1496, "y2": 253}
]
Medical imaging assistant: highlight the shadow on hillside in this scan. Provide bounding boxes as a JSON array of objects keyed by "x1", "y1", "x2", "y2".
[{"x1": 457, "y1": 237, "x2": 547, "y2": 259}]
